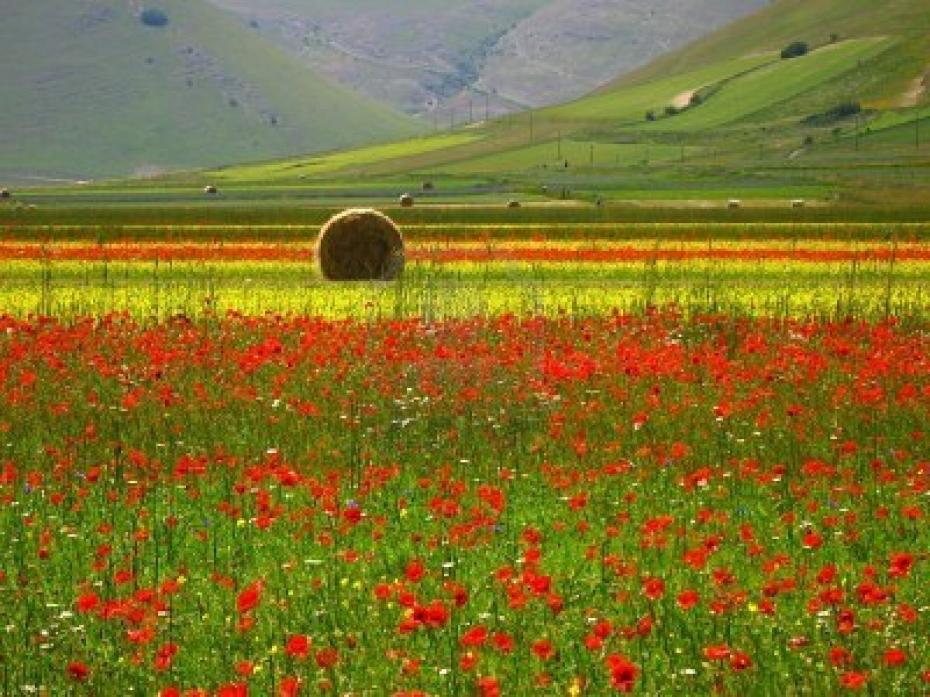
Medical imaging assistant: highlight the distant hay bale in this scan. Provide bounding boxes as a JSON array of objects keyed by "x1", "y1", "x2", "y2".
[
  {"x1": 727, "y1": 199, "x2": 742, "y2": 210},
  {"x1": 0, "y1": 189, "x2": 10, "y2": 200},
  {"x1": 421, "y1": 181, "x2": 435, "y2": 192},
  {"x1": 507, "y1": 200, "x2": 522, "y2": 209},
  {"x1": 399, "y1": 193, "x2": 415, "y2": 208},
  {"x1": 204, "y1": 185, "x2": 218, "y2": 195},
  {"x1": 317, "y1": 208, "x2": 404, "y2": 282},
  {"x1": 791, "y1": 199, "x2": 806, "y2": 209}
]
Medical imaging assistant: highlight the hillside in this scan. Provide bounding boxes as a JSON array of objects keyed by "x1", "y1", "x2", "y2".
[
  {"x1": 205, "y1": 0, "x2": 765, "y2": 116},
  {"x1": 0, "y1": 0, "x2": 420, "y2": 182},
  {"x1": 155, "y1": 0, "x2": 927, "y2": 208}
]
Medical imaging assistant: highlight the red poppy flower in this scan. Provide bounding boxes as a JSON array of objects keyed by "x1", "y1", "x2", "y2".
[
  {"x1": 802, "y1": 531, "x2": 823, "y2": 550},
  {"x1": 67, "y1": 661, "x2": 90, "y2": 682},
  {"x1": 829, "y1": 646, "x2": 852, "y2": 667},
  {"x1": 839, "y1": 671, "x2": 868, "y2": 690},
  {"x1": 76, "y1": 591, "x2": 100, "y2": 614},
  {"x1": 704, "y1": 644, "x2": 730, "y2": 661},
  {"x1": 882, "y1": 648, "x2": 906, "y2": 668},
  {"x1": 531, "y1": 639, "x2": 555, "y2": 661},
  {"x1": 492, "y1": 632, "x2": 514, "y2": 655},
  {"x1": 279, "y1": 676, "x2": 301, "y2": 697},
  {"x1": 476, "y1": 676, "x2": 501, "y2": 697},
  {"x1": 642, "y1": 576, "x2": 665, "y2": 601},
  {"x1": 888, "y1": 552, "x2": 914, "y2": 578},
  {"x1": 217, "y1": 683, "x2": 248, "y2": 697},
  {"x1": 605, "y1": 654, "x2": 639, "y2": 693},
  {"x1": 677, "y1": 589, "x2": 700, "y2": 611},
  {"x1": 315, "y1": 647, "x2": 339, "y2": 669},
  {"x1": 460, "y1": 625, "x2": 488, "y2": 648},
  {"x1": 237, "y1": 580, "x2": 264, "y2": 614},
  {"x1": 404, "y1": 559, "x2": 425, "y2": 583},
  {"x1": 730, "y1": 651, "x2": 752, "y2": 671},
  {"x1": 285, "y1": 634, "x2": 311, "y2": 659}
]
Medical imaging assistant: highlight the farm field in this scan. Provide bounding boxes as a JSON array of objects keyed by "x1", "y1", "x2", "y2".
[
  {"x1": 1, "y1": 213, "x2": 930, "y2": 695},
  {"x1": 3, "y1": 0, "x2": 930, "y2": 693}
]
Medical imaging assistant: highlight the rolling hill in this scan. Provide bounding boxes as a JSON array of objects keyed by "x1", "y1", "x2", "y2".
[{"x1": 0, "y1": 0, "x2": 421, "y2": 183}]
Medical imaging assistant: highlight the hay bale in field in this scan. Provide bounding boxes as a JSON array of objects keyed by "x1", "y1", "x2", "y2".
[
  {"x1": 204, "y1": 185, "x2": 218, "y2": 195},
  {"x1": 422, "y1": 181, "x2": 435, "y2": 192},
  {"x1": 317, "y1": 208, "x2": 404, "y2": 281},
  {"x1": 399, "y1": 193, "x2": 415, "y2": 208},
  {"x1": 507, "y1": 200, "x2": 522, "y2": 209},
  {"x1": 791, "y1": 199, "x2": 806, "y2": 209},
  {"x1": 727, "y1": 199, "x2": 742, "y2": 210},
  {"x1": 0, "y1": 188, "x2": 10, "y2": 200}
]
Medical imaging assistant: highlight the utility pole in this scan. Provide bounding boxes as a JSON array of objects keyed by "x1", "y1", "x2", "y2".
[
  {"x1": 916, "y1": 104, "x2": 922, "y2": 149},
  {"x1": 469, "y1": 98, "x2": 474, "y2": 124},
  {"x1": 450, "y1": 108, "x2": 455, "y2": 132},
  {"x1": 529, "y1": 112, "x2": 534, "y2": 143},
  {"x1": 557, "y1": 131, "x2": 562, "y2": 160}
]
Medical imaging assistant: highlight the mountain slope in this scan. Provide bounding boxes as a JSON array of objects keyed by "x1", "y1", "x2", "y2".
[
  {"x1": 0, "y1": 0, "x2": 421, "y2": 182},
  {"x1": 205, "y1": 0, "x2": 766, "y2": 116},
  {"x1": 194, "y1": 0, "x2": 929, "y2": 186},
  {"x1": 476, "y1": 0, "x2": 767, "y2": 108}
]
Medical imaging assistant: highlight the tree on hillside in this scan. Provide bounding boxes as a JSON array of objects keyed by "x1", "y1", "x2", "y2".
[
  {"x1": 140, "y1": 9, "x2": 169, "y2": 28},
  {"x1": 781, "y1": 41, "x2": 809, "y2": 59}
]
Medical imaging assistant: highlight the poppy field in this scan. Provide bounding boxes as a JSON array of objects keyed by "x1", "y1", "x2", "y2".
[{"x1": 1, "y1": 221, "x2": 929, "y2": 695}]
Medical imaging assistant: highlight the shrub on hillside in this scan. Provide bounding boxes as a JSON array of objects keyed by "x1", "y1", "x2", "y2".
[
  {"x1": 140, "y1": 9, "x2": 169, "y2": 28},
  {"x1": 801, "y1": 101, "x2": 862, "y2": 127},
  {"x1": 781, "y1": 41, "x2": 809, "y2": 59}
]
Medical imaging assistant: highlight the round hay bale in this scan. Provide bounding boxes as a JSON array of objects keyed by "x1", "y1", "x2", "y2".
[
  {"x1": 791, "y1": 198, "x2": 806, "y2": 209},
  {"x1": 204, "y1": 185, "x2": 218, "y2": 195},
  {"x1": 727, "y1": 199, "x2": 742, "y2": 210},
  {"x1": 507, "y1": 200, "x2": 522, "y2": 209},
  {"x1": 399, "y1": 193, "x2": 415, "y2": 208},
  {"x1": 421, "y1": 181, "x2": 435, "y2": 192},
  {"x1": 0, "y1": 189, "x2": 10, "y2": 200},
  {"x1": 317, "y1": 208, "x2": 404, "y2": 281}
]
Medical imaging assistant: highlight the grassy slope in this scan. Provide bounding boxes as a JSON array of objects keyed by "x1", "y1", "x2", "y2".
[
  {"x1": 0, "y1": 0, "x2": 420, "y2": 182},
  {"x1": 638, "y1": 38, "x2": 892, "y2": 132},
  {"x1": 607, "y1": 0, "x2": 929, "y2": 93},
  {"x1": 210, "y1": 133, "x2": 484, "y2": 182}
]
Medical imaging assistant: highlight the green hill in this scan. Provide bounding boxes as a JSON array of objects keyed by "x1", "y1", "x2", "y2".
[
  {"x1": 0, "y1": 0, "x2": 421, "y2": 182},
  {"x1": 189, "y1": 0, "x2": 927, "y2": 187}
]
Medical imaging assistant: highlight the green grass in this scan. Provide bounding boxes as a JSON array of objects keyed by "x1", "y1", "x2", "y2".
[
  {"x1": 209, "y1": 133, "x2": 485, "y2": 182},
  {"x1": 543, "y1": 53, "x2": 775, "y2": 124},
  {"x1": 435, "y1": 140, "x2": 693, "y2": 174},
  {"x1": 610, "y1": 0, "x2": 930, "y2": 96},
  {"x1": 637, "y1": 38, "x2": 892, "y2": 132}
]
